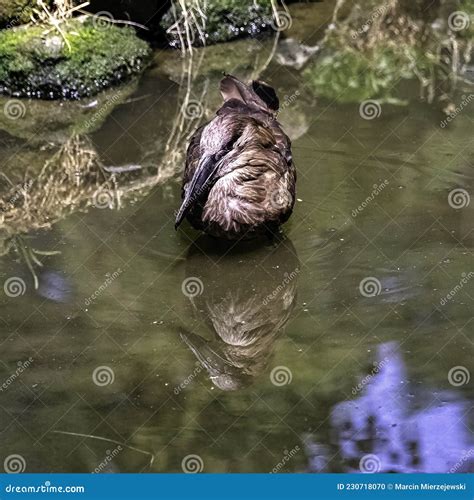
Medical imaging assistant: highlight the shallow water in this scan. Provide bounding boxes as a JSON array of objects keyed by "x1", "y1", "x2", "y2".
[{"x1": 0, "y1": 28, "x2": 473, "y2": 473}]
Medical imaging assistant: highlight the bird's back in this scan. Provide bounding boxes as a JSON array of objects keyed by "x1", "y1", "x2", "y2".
[{"x1": 176, "y1": 75, "x2": 296, "y2": 239}]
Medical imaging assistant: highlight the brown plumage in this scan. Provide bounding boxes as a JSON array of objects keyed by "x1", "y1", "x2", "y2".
[
  {"x1": 180, "y1": 237, "x2": 299, "y2": 390},
  {"x1": 175, "y1": 75, "x2": 296, "y2": 240}
]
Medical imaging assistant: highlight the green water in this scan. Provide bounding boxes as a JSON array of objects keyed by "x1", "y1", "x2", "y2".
[{"x1": 0, "y1": 32, "x2": 473, "y2": 473}]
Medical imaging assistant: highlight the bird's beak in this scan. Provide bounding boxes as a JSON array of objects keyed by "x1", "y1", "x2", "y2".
[{"x1": 175, "y1": 154, "x2": 218, "y2": 229}]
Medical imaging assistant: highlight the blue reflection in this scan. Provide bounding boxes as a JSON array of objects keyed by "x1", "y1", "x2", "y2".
[{"x1": 305, "y1": 342, "x2": 473, "y2": 473}]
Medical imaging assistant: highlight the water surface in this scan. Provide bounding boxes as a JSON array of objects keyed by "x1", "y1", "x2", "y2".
[{"x1": 0, "y1": 26, "x2": 473, "y2": 474}]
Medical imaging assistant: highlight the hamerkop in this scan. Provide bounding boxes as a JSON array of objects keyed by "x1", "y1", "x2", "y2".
[{"x1": 175, "y1": 75, "x2": 296, "y2": 240}]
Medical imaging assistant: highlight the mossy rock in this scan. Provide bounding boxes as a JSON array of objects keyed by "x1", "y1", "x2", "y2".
[
  {"x1": 160, "y1": 0, "x2": 273, "y2": 47},
  {"x1": 0, "y1": 17, "x2": 151, "y2": 99}
]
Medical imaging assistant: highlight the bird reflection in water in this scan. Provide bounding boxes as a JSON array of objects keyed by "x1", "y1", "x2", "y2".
[
  {"x1": 180, "y1": 237, "x2": 299, "y2": 391},
  {"x1": 304, "y1": 342, "x2": 473, "y2": 473}
]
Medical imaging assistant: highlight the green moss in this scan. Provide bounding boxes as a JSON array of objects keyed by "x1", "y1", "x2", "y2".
[
  {"x1": 303, "y1": 44, "x2": 432, "y2": 104},
  {"x1": 161, "y1": 0, "x2": 273, "y2": 47},
  {"x1": 0, "y1": 18, "x2": 151, "y2": 99}
]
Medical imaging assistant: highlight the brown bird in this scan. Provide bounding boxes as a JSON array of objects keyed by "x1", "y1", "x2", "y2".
[{"x1": 175, "y1": 75, "x2": 296, "y2": 240}]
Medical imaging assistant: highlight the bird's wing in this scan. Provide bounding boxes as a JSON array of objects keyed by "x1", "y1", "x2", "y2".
[{"x1": 182, "y1": 124, "x2": 204, "y2": 188}]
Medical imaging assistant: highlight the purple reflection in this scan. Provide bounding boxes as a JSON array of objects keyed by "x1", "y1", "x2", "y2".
[{"x1": 305, "y1": 342, "x2": 473, "y2": 473}]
